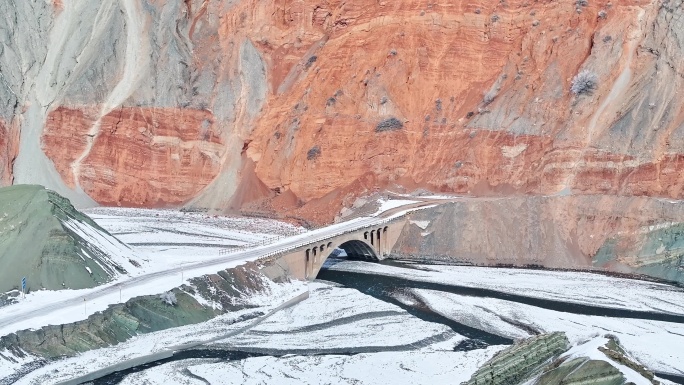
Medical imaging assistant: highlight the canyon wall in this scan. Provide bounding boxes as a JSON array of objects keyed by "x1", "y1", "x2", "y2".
[
  {"x1": 392, "y1": 195, "x2": 684, "y2": 283},
  {"x1": 2, "y1": 0, "x2": 684, "y2": 274},
  {"x1": 2, "y1": 0, "x2": 682, "y2": 212}
]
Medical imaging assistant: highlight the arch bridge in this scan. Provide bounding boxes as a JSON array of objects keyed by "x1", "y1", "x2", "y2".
[{"x1": 262, "y1": 219, "x2": 406, "y2": 281}]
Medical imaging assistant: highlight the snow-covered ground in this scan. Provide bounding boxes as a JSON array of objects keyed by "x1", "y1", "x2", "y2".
[
  {"x1": 13, "y1": 280, "x2": 308, "y2": 385},
  {"x1": 558, "y1": 337, "x2": 657, "y2": 385},
  {"x1": 329, "y1": 261, "x2": 684, "y2": 315},
  {"x1": 0, "y1": 349, "x2": 41, "y2": 381},
  {"x1": 9, "y1": 261, "x2": 684, "y2": 384},
  {"x1": 210, "y1": 281, "x2": 454, "y2": 352},
  {"x1": 372, "y1": 199, "x2": 419, "y2": 216},
  {"x1": 13, "y1": 280, "x2": 504, "y2": 385},
  {"x1": 1, "y1": 201, "x2": 435, "y2": 338},
  {"x1": 0, "y1": 253, "x2": 289, "y2": 337},
  {"x1": 414, "y1": 289, "x2": 684, "y2": 374},
  {"x1": 108, "y1": 281, "x2": 504, "y2": 385},
  {"x1": 7, "y1": 201, "x2": 684, "y2": 383},
  {"x1": 60, "y1": 216, "x2": 142, "y2": 277},
  {"x1": 326, "y1": 260, "x2": 684, "y2": 374},
  {"x1": 0, "y1": 210, "x2": 305, "y2": 337},
  {"x1": 117, "y1": 347, "x2": 502, "y2": 385},
  {"x1": 85, "y1": 207, "x2": 305, "y2": 270}
]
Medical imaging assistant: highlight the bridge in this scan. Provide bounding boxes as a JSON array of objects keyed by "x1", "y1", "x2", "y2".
[
  {"x1": 264, "y1": 218, "x2": 407, "y2": 280},
  {"x1": 217, "y1": 200, "x2": 435, "y2": 281},
  {"x1": 0, "y1": 199, "x2": 437, "y2": 337},
  {"x1": 235, "y1": 198, "x2": 444, "y2": 281}
]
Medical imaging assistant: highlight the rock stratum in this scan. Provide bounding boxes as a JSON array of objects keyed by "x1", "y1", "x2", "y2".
[
  {"x1": 393, "y1": 195, "x2": 684, "y2": 283},
  {"x1": 2, "y1": 1, "x2": 684, "y2": 277},
  {"x1": 463, "y1": 333, "x2": 662, "y2": 385}
]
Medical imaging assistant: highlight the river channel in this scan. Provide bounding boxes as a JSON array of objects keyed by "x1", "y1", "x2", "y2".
[{"x1": 90, "y1": 259, "x2": 684, "y2": 384}]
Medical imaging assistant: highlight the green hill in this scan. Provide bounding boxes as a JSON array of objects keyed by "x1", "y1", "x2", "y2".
[{"x1": 0, "y1": 185, "x2": 141, "y2": 293}]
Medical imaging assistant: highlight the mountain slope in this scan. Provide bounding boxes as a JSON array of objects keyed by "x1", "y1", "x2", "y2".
[
  {"x1": 2, "y1": 0, "x2": 684, "y2": 281},
  {"x1": 0, "y1": 185, "x2": 141, "y2": 293},
  {"x1": 0, "y1": 1, "x2": 681, "y2": 215}
]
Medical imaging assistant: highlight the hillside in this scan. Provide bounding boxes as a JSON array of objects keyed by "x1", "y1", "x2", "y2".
[
  {"x1": 0, "y1": 0, "x2": 683, "y2": 278},
  {"x1": 0, "y1": 185, "x2": 140, "y2": 293}
]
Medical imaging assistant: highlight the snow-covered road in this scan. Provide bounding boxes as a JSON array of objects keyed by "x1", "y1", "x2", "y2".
[{"x1": 0, "y1": 199, "x2": 432, "y2": 336}]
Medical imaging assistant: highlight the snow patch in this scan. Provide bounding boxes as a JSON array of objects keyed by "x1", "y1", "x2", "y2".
[
  {"x1": 561, "y1": 337, "x2": 652, "y2": 385},
  {"x1": 373, "y1": 199, "x2": 419, "y2": 216},
  {"x1": 410, "y1": 220, "x2": 430, "y2": 230}
]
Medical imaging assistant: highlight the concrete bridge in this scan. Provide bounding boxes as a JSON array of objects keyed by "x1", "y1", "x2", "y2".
[{"x1": 259, "y1": 215, "x2": 408, "y2": 281}]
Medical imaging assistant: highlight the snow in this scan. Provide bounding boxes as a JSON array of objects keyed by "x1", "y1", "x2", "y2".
[
  {"x1": 0, "y1": 349, "x2": 39, "y2": 380},
  {"x1": 0, "y1": 210, "x2": 306, "y2": 337},
  {"x1": 15, "y1": 198, "x2": 684, "y2": 383},
  {"x1": 11, "y1": 279, "x2": 494, "y2": 385},
  {"x1": 61, "y1": 217, "x2": 140, "y2": 273},
  {"x1": 84, "y1": 207, "x2": 305, "y2": 269},
  {"x1": 561, "y1": 337, "x2": 651, "y2": 385},
  {"x1": 110, "y1": 281, "x2": 505, "y2": 385},
  {"x1": 410, "y1": 220, "x2": 430, "y2": 230},
  {"x1": 12, "y1": 257, "x2": 684, "y2": 383},
  {"x1": 329, "y1": 261, "x2": 684, "y2": 315},
  {"x1": 209, "y1": 281, "x2": 454, "y2": 351},
  {"x1": 141, "y1": 348, "x2": 502, "y2": 385},
  {"x1": 13, "y1": 281, "x2": 308, "y2": 385},
  {"x1": 0, "y1": 254, "x2": 284, "y2": 337},
  {"x1": 373, "y1": 199, "x2": 419, "y2": 215},
  {"x1": 414, "y1": 289, "x2": 684, "y2": 374},
  {"x1": 324, "y1": 260, "x2": 684, "y2": 374}
]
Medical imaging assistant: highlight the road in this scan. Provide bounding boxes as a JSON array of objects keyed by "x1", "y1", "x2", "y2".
[{"x1": 0, "y1": 198, "x2": 442, "y2": 335}]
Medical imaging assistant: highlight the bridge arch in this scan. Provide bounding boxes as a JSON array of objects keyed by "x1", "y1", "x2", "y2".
[
  {"x1": 304, "y1": 237, "x2": 380, "y2": 279},
  {"x1": 336, "y1": 240, "x2": 379, "y2": 261},
  {"x1": 296, "y1": 220, "x2": 406, "y2": 280}
]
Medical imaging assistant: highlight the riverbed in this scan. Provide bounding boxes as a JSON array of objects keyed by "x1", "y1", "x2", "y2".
[{"x1": 76, "y1": 257, "x2": 684, "y2": 385}]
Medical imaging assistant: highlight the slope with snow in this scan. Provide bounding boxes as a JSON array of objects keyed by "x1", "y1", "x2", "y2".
[
  {"x1": 0, "y1": 185, "x2": 141, "y2": 293},
  {"x1": 84, "y1": 207, "x2": 306, "y2": 270}
]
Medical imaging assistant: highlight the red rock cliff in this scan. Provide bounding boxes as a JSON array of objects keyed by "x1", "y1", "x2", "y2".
[
  {"x1": 2, "y1": 0, "x2": 682, "y2": 222},
  {"x1": 243, "y1": 0, "x2": 684, "y2": 221}
]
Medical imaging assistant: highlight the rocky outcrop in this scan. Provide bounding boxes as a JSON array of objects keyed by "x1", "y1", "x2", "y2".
[
  {"x1": 595, "y1": 221, "x2": 684, "y2": 283},
  {"x1": 534, "y1": 336, "x2": 660, "y2": 385},
  {"x1": 536, "y1": 358, "x2": 626, "y2": 385},
  {"x1": 0, "y1": 0, "x2": 679, "y2": 213},
  {"x1": 463, "y1": 332, "x2": 570, "y2": 385},
  {"x1": 42, "y1": 106, "x2": 225, "y2": 206},
  {"x1": 463, "y1": 334, "x2": 660, "y2": 385},
  {"x1": 0, "y1": 292, "x2": 217, "y2": 359},
  {"x1": 392, "y1": 195, "x2": 684, "y2": 284},
  {"x1": 0, "y1": 119, "x2": 16, "y2": 186},
  {"x1": 0, "y1": 185, "x2": 141, "y2": 293},
  {"x1": 3, "y1": 1, "x2": 267, "y2": 207},
  {"x1": 245, "y1": 0, "x2": 684, "y2": 218}
]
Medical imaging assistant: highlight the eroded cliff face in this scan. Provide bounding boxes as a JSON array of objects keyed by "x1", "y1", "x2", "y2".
[
  {"x1": 1, "y1": 0, "x2": 268, "y2": 207},
  {"x1": 392, "y1": 195, "x2": 684, "y2": 283},
  {"x1": 3, "y1": 1, "x2": 684, "y2": 271},
  {"x1": 247, "y1": 0, "x2": 684, "y2": 213},
  {"x1": 43, "y1": 106, "x2": 224, "y2": 206},
  {"x1": 0, "y1": 119, "x2": 17, "y2": 186}
]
